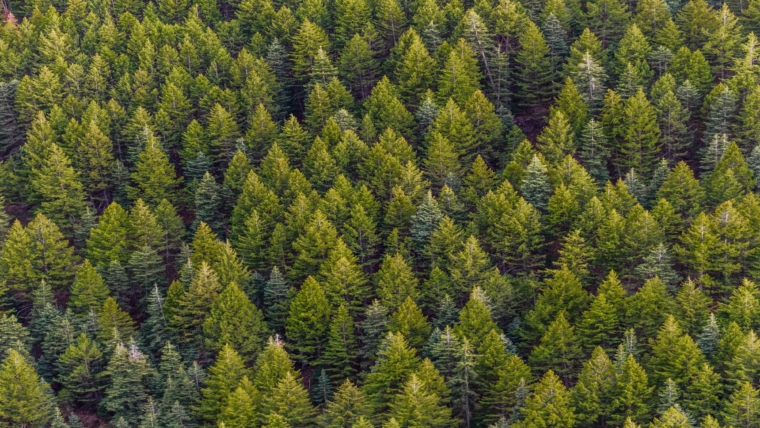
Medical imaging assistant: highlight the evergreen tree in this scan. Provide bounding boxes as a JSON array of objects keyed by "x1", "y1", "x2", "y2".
[
  {"x1": 512, "y1": 370, "x2": 576, "y2": 428},
  {"x1": 56, "y1": 333, "x2": 106, "y2": 408},
  {"x1": 363, "y1": 332, "x2": 421, "y2": 414},
  {"x1": 68, "y1": 260, "x2": 110, "y2": 316},
  {"x1": 319, "y1": 379, "x2": 373, "y2": 427},
  {"x1": 203, "y1": 281, "x2": 269, "y2": 363},
  {"x1": 199, "y1": 344, "x2": 251, "y2": 422},
  {"x1": 521, "y1": 156, "x2": 552, "y2": 211},
  {"x1": 286, "y1": 276, "x2": 332, "y2": 364},
  {"x1": 0, "y1": 349, "x2": 55, "y2": 426},
  {"x1": 262, "y1": 372, "x2": 316, "y2": 427},
  {"x1": 322, "y1": 304, "x2": 358, "y2": 380},
  {"x1": 619, "y1": 88, "x2": 662, "y2": 176},
  {"x1": 389, "y1": 373, "x2": 453, "y2": 427},
  {"x1": 375, "y1": 253, "x2": 419, "y2": 310},
  {"x1": 515, "y1": 22, "x2": 554, "y2": 112},
  {"x1": 100, "y1": 341, "x2": 157, "y2": 425},
  {"x1": 127, "y1": 134, "x2": 181, "y2": 206}
]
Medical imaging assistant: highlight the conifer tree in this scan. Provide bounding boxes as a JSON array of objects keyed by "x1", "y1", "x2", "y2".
[
  {"x1": 31, "y1": 143, "x2": 87, "y2": 232},
  {"x1": 723, "y1": 381, "x2": 760, "y2": 427},
  {"x1": 127, "y1": 134, "x2": 181, "y2": 207},
  {"x1": 515, "y1": 22, "x2": 554, "y2": 112},
  {"x1": 199, "y1": 344, "x2": 251, "y2": 422},
  {"x1": 203, "y1": 281, "x2": 268, "y2": 363},
  {"x1": 322, "y1": 304, "x2": 359, "y2": 380},
  {"x1": 291, "y1": 210, "x2": 339, "y2": 284},
  {"x1": 388, "y1": 297, "x2": 431, "y2": 350},
  {"x1": 86, "y1": 202, "x2": 132, "y2": 268},
  {"x1": 56, "y1": 333, "x2": 106, "y2": 408},
  {"x1": 619, "y1": 88, "x2": 662, "y2": 176},
  {"x1": 363, "y1": 332, "x2": 421, "y2": 413},
  {"x1": 512, "y1": 370, "x2": 576, "y2": 428},
  {"x1": 611, "y1": 354, "x2": 654, "y2": 425},
  {"x1": 529, "y1": 313, "x2": 583, "y2": 383},
  {"x1": 170, "y1": 263, "x2": 222, "y2": 347},
  {"x1": 389, "y1": 373, "x2": 453, "y2": 427},
  {"x1": 261, "y1": 372, "x2": 316, "y2": 427},
  {"x1": 586, "y1": 0, "x2": 630, "y2": 49},
  {"x1": 286, "y1": 276, "x2": 331, "y2": 364},
  {"x1": 319, "y1": 379, "x2": 373, "y2": 427},
  {"x1": 100, "y1": 341, "x2": 157, "y2": 425},
  {"x1": 0, "y1": 349, "x2": 55, "y2": 426},
  {"x1": 521, "y1": 156, "x2": 552, "y2": 211},
  {"x1": 68, "y1": 259, "x2": 110, "y2": 316},
  {"x1": 375, "y1": 253, "x2": 419, "y2": 310}
]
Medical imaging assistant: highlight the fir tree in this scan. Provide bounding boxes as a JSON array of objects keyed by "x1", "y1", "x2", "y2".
[
  {"x1": 0, "y1": 349, "x2": 55, "y2": 426},
  {"x1": 521, "y1": 156, "x2": 552, "y2": 212},
  {"x1": 203, "y1": 281, "x2": 269, "y2": 363},
  {"x1": 100, "y1": 340, "x2": 157, "y2": 425},
  {"x1": 56, "y1": 333, "x2": 106, "y2": 408},
  {"x1": 286, "y1": 276, "x2": 332, "y2": 364},
  {"x1": 363, "y1": 332, "x2": 421, "y2": 414},
  {"x1": 512, "y1": 370, "x2": 576, "y2": 428}
]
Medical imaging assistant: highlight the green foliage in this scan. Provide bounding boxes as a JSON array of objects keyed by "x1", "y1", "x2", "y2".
[
  {"x1": 0, "y1": 349, "x2": 55, "y2": 426},
  {"x1": 4, "y1": 1, "x2": 760, "y2": 426},
  {"x1": 203, "y1": 281, "x2": 269, "y2": 363}
]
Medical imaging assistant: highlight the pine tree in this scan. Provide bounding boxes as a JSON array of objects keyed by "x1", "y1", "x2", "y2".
[
  {"x1": 515, "y1": 22, "x2": 554, "y2": 112},
  {"x1": 203, "y1": 281, "x2": 269, "y2": 363},
  {"x1": 578, "y1": 119, "x2": 610, "y2": 184},
  {"x1": 318, "y1": 239, "x2": 370, "y2": 314},
  {"x1": 128, "y1": 134, "x2": 181, "y2": 207},
  {"x1": 56, "y1": 333, "x2": 106, "y2": 408},
  {"x1": 388, "y1": 296, "x2": 431, "y2": 350},
  {"x1": 364, "y1": 77, "x2": 415, "y2": 139},
  {"x1": 319, "y1": 379, "x2": 373, "y2": 427},
  {"x1": 375, "y1": 253, "x2": 419, "y2": 310},
  {"x1": 86, "y1": 202, "x2": 133, "y2": 268},
  {"x1": 611, "y1": 354, "x2": 654, "y2": 425},
  {"x1": 192, "y1": 172, "x2": 222, "y2": 235},
  {"x1": 264, "y1": 267, "x2": 291, "y2": 334},
  {"x1": 286, "y1": 276, "x2": 331, "y2": 364},
  {"x1": 75, "y1": 120, "x2": 114, "y2": 198},
  {"x1": 291, "y1": 210, "x2": 339, "y2": 284},
  {"x1": 702, "y1": 85, "x2": 737, "y2": 149},
  {"x1": 68, "y1": 259, "x2": 110, "y2": 316},
  {"x1": 389, "y1": 373, "x2": 453, "y2": 427},
  {"x1": 577, "y1": 294, "x2": 619, "y2": 353},
  {"x1": 100, "y1": 341, "x2": 157, "y2": 425},
  {"x1": 572, "y1": 347, "x2": 616, "y2": 426},
  {"x1": 261, "y1": 372, "x2": 316, "y2": 427},
  {"x1": 723, "y1": 381, "x2": 760, "y2": 427},
  {"x1": 619, "y1": 88, "x2": 662, "y2": 176},
  {"x1": 657, "y1": 91, "x2": 690, "y2": 163},
  {"x1": 170, "y1": 263, "x2": 222, "y2": 347},
  {"x1": 199, "y1": 344, "x2": 251, "y2": 422},
  {"x1": 96, "y1": 297, "x2": 135, "y2": 345},
  {"x1": 410, "y1": 191, "x2": 444, "y2": 254},
  {"x1": 585, "y1": 0, "x2": 630, "y2": 49},
  {"x1": 363, "y1": 332, "x2": 421, "y2": 413},
  {"x1": 538, "y1": 110, "x2": 574, "y2": 164},
  {"x1": 322, "y1": 304, "x2": 358, "y2": 380},
  {"x1": 529, "y1": 313, "x2": 583, "y2": 383},
  {"x1": 0, "y1": 349, "x2": 55, "y2": 426},
  {"x1": 512, "y1": 370, "x2": 576, "y2": 428},
  {"x1": 31, "y1": 143, "x2": 87, "y2": 232},
  {"x1": 140, "y1": 285, "x2": 174, "y2": 355},
  {"x1": 521, "y1": 156, "x2": 552, "y2": 212}
]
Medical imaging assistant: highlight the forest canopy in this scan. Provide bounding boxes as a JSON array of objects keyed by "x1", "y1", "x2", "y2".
[{"x1": 2, "y1": 0, "x2": 760, "y2": 425}]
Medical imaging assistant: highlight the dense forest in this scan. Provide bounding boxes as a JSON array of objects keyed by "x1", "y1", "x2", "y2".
[{"x1": 5, "y1": 0, "x2": 760, "y2": 424}]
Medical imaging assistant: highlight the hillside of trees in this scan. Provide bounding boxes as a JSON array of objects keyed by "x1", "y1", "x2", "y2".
[{"x1": 4, "y1": 0, "x2": 760, "y2": 425}]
